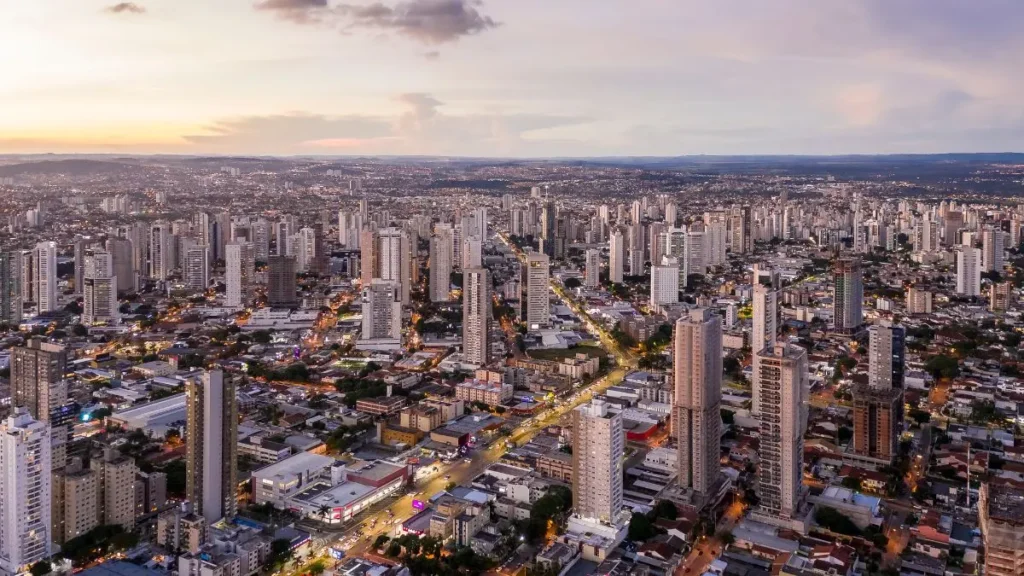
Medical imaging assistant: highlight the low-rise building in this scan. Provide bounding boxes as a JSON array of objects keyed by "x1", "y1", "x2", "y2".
[{"x1": 355, "y1": 396, "x2": 407, "y2": 416}]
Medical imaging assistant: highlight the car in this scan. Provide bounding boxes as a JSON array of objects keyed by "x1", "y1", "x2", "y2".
[{"x1": 445, "y1": 474, "x2": 451, "y2": 480}]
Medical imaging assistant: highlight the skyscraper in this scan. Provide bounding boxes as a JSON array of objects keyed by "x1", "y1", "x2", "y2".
[
  {"x1": 991, "y1": 281, "x2": 1013, "y2": 312},
  {"x1": 853, "y1": 322, "x2": 906, "y2": 464},
  {"x1": 0, "y1": 408, "x2": 51, "y2": 574},
  {"x1": 571, "y1": 399, "x2": 623, "y2": 524},
  {"x1": 105, "y1": 237, "x2": 135, "y2": 294},
  {"x1": 267, "y1": 255, "x2": 298, "y2": 308},
  {"x1": 0, "y1": 252, "x2": 22, "y2": 325},
  {"x1": 462, "y1": 268, "x2": 490, "y2": 366},
  {"x1": 429, "y1": 229, "x2": 453, "y2": 303},
  {"x1": 184, "y1": 244, "x2": 210, "y2": 291},
  {"x1": 82, "y1": 249, "x2": 118, "y2": 325},
  {"x1": 753, "y1": 342, "x2": 807, "y2": 524},
  {"x1": 730, "y1": 205, "x2": 751, "y2": 254},
  {"x1": 11, "y1": 339, "x2": 68, "y2": 470},
  {"x1": 225, "y1": 242, "x2": 255, "y2": 308},
  {"x1": 522, "y1": 251, "x2": 550, "y2": 329},
  {"x1": 751, "y1": 265, "x2": 780, "y2": 416},
  {"x1": 73, "y1": 237, "x2": 85, "y2": 295},
  {"x1": 185, "y1": 370, "x2": 237, "y2": 523},
  {"x1": 359, "y1": 280, "x2": 402, "y2": 348},
  {"x1": 979, "y1": 483, "x2": 1024, "y2": 576},
  {"x1": 650, "y1": 258, "x2": 679, "y2": 307},
  {"x1": 149, "y1": 222, "x2": 172, "y2": 281},
  {"x1": 377, "y1": 227, "x2": 411, "y2": 306},
  {"x1": 674, "y1": 308, "x2": 722, "y2": 499},
  {"x1": 983, "y1": 226, "x2": 1005, "y2": 272},
  {"x1": 541, "y1": 201, "x2": 556, "y2": 257},
  {"x1": 868, "y1": 323, "x2": 905, "y2": 391},
  {"x1": 956, "y1": 246, "x2": 982, "y2": 296},
  {"x1": 832, "y1": 257, "x2": 863, "y2": 332},
  {"x1": 584, "y1": 249, "x2": 601, "y2": 288},
  {"x1": 608, "y1": 228, "x2": 625, "y2": 284},
  {"x1": 34, "y1": 241, "x2": 58, "y2": 314}
]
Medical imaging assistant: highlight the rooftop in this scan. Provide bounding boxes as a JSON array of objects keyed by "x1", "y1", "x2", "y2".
[{"x1": 986, "y1": 483, "x2": 1024, "y2": 522}]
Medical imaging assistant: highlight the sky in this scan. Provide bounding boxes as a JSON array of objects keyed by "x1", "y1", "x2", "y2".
[{"x1": 2, "y1": 0, "x2": 1023, "y2": 157}]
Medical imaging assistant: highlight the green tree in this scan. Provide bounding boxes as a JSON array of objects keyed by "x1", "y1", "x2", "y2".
[
  {"x1": 628, "y1": 513, "x2": 660, "y2": 542},
  {"x1": 29, "y1": 560, "x2": 51, "y2": 576}
]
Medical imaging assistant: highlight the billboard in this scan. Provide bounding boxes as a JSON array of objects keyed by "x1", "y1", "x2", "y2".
[{"x1": 412, "y1": 499, "x2": 426, "y2": 510}]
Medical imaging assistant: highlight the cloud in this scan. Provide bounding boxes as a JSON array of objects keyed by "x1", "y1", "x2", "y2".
[
  {"x1": 182, "y1": 94, "x2": 590, "y2": 155},
  {"x1": 105, "y1": 2, "x2": 146, "y2": 14},
  {"x1": 255, "y1": 0, "x2": 498, "y2": 44},
  {"x1": 254, "y1": 0, "x2": 331, "y2": 24},
  {"x1": 334, "y1": 0, "x2": 498, "y2": 44}
]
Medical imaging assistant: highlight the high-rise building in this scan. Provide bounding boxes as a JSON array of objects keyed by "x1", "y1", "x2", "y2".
[
  {"x1": 851, "y1": 322, "x2": 906, "y2": 464},
  {"x1": 627, "y1": 224, "x2": 644, "y2": 276},
  {"x1": 11, "y1": 339, "x2": 68, "y2": 470},
  {"x1": 730, "y1": 206, "x2": 751, "y2": 254},
  {"x1": 90, "y1": 449, "x2": 138, "y2": 530},
  {"x1": 852, "y1": 385, "x2": 901, "y2": 463},
  {"x1": 359, "y1": 280, "x2": 402, "y2": 347},
  {"x1": 462, "y1": 235, "x2": 482, "y2": 270},
  {"x1": 541, "y1": 202, "x2": 556, "y2": 257},
  {"x1": 267, "y1": 255, "x2": 298, "y2": 308},
  {"x1": 0, "y1": 408, "x2": 51, "y2": 574},
  {"x1": 983, "y1": 226, "x2": 1005, "y2": 272},
  {"x1": 753, "y1": 343, "x2": 807, "y2": 524},
  {"x1": 225, "y1": 242, "x2": 255, "y2": 308},
  {"x1": 957, "y1": 246, "x2": 982, "y2": 296},
  {"x1": 684, "y1": 228, "x2": 707, "y2": 280},
  {"x1": 571, "y1": 399, "x2": 623, "y2": 524},
  {"x1": 868, "y1": 323, "x2": 905, "y2": 391},
  {"x1": 462, "y1": 268, "x2": 490, "y2": 367},
  {"x1": 979, "y1": 483, "x2": 1024, "y2": 576},
  {"x1": 905, "y1": 286, "x2": 933, "y2": 315},
  {"x1": 252, "y1": 218, "x2": 271, "y2": 262},
  {"x1": 674, "y1": 309, "x2": 722, "y2": 498},
  {"x1": 608, "y1": 228, "x2": 625, "y2": 284},
  {"x1": 522, "y1": 251, "x2": 550, "y2": 329},
  {"x1": 149, "y1": 222, "x2": 172, "y2": 281},
  {"x1": 52, "y1": 458, "x2": 97, "y2": 545},
  {"x1": 991, "y1": 281, "x2": 1013, "y2": 312},
  {"x1": 377, "y1": 228, "x2": 412, "y2": 306},
  {"x1": 0, "y1": 252, "x2": 22, "y2": 325},
  {"x1": 650, "y1": 258, "x2": 679, "y2": 307},
  {"x1": 832, "y1": 258, "x2": 863, "y2": 332},
  {"x1": 751, "y1": 265, "x2": 780, "y2": 416},
  {"x1": 34, "y1": 241, "x2": 58, "y2": 313},
  {"x1": 584, "y1": 249, "x2": 601, "y2": 288},
  {"x1": 105, "y1": 238, "x2": 135, "y2": 294},
  {"x1": 73, "y1": 238, "x2": 85, "y2": 295},
  {"x1": 185, "y1": 371, "x2": 237, "y2": 523},
  {"x1": 183, "y1": 244, "x2": 209, "y2": 291},
  {"x1": 943, "y1": 211, "x2": 964, "y2": 246},
  {"x1": 429, "y1": 229, "x2": 453, "y2": 303},
  {"x1": 82, "y1": 249, "x2": 118, "y2": 325}
]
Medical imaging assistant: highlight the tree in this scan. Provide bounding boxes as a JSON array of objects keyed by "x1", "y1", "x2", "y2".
[
  {"x1": 373, "y1": 534, "x2": 390, "y2": 549},
  {"x1": 925, "y1": 355, "x2": 960, "y2": 379},
  {"x1": 837, "y1": 426, "x2": 853, "y2": 444},
  {"x1": 909, "y1": 409, "x2": 931, "y2": 425},
  {"x1": 564, "y1": 278, "x2": 582, "y2": 289},
  {"x1": 265, "y1": 538, "x2": 294, "y2": 572},
  {"x1": 841, "y1": 476, "x2": 863, "y2": 491},
  {"x1": 720, "y1": 409, "x2": 735, "y2": 426},
  {"x1": 29, "y1": 560, "x2": 51, "y2": 576},
  {"x1": 717, "y1": 530, "x2": 736, "y2": 546},
  {"x1": 71, "y1": 323, "x2": 89, "y2": 337},
  {"x1": 814, "y1": 506, "x2": 861, "y2": 536},
  {"x1": 628, "y1": 513, "x2": 660, "y2": 542},
  {"x1": 252, "y1": 330, "x2": 272, "y2": 344},
  {"x1": 652, "y1": 499, "x2": 678, "y2": 520}
]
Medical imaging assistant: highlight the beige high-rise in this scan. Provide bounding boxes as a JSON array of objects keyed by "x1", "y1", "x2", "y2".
[
  {"x1": 674, "y1": 308, "x2": 722, "y2": 497},
  {"x1": 53, "y1": 458, "x2": 98, "y2": 544},
  {"x1": 572, "y1": 399, "x2": 623, "y2": 523},
  {"x1": 754, "y1": 343, "x2": 807, "y2": 521},
  {"x1": 91, "y1": 449, "x2": 138, "y2": 530},
  {"x1": 462, "y1": 268, "x2": 490, "y2": 366},
  {"x1": 979, "y1": 483, "x2": 1024, "y2": 576},
  {"x1": 11, "y1": 339, "x2": 68, "y2": 471},
  {"x1": 522, "y1": 251, "x2": 550, "y2": 329},
  {"x1": 185, "y1": 370, "x2": 238, "y2": 523}
]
